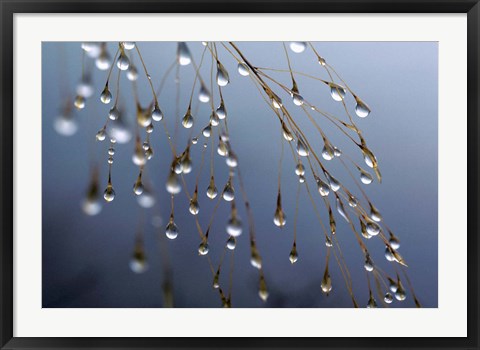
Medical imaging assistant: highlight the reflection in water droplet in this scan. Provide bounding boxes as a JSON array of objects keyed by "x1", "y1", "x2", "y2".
[
  {"x1": 108, "y1": 107, "x2": 120, "y2": 121},
  {"x1": 222, "y1": 181, "x2": 235, "y2": 201},
  {"x1": 206, "y1": 177, "x2": 218, "y2": 199},
  {"x1": 360, "y1": 170, "x2": 373, "y2": 185},
  {"x1": 366, "y1": 222, "x2": 380, "y2": 236},
  {"x1": 165, "y1": 219, "x2": 179, "y2": 240},
  {"x1": 329, "y1": 83, "x2": 346, "y2": 102},
  {"x1": 355, "y1": 99, "x2": 371, "y2": 118},
  {"x1": 316, "y1": 176, "x2": 330, "y2": 197},
  {"x1": 198, "y1": 241, "x2": 209, "y2": 255},
  {"x1": 226, "y1": 236, "x2": 236, "y2": 250},
  {"x1": 217, "y1": 64, "x2": 230, "y2": 86},
  {"x1": 152, "y1": 106, "x2": 163, "y2": 122},
  {"x1": 182, "y1": 111, "x2": 194, "y2": 128},
  {"x1": 384, "y1": 293, "x2": 394, "y2": 304},
  {"x1": 103, "y1": 185, "x2": 115, "y2": 202}
]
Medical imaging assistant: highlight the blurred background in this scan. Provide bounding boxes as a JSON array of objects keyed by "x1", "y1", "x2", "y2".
[{"x1": 42, "y1": 41, "x2": 438, "y2": 308}]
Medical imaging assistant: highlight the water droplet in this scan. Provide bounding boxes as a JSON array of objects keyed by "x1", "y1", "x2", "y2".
[
  {"x1": 290, "y1": 42, "x2": 307, "y2": 53},
  {"x1": 212, "y1": 270, "x2": 220, "y2": 289},
  {"x1": 384, "y1": 292, "x2": 393, "y2": 304},
  {"x1": 226, "y1": 236, "x2": 236, "y2": 250},
  {"x1": 107, "y1": 156, "x2": 114, "y2": 165},
  {"x1": 216, "y1": 103, "x2": 226, "y2": 120},
  {"x1": 202, "y1": 124, "x2": 212, "y2": 138},
  {"x1": 388, "y1": 278, "x2": 398, "y2": 293},
  {"x1": 216, "y1": 63, "x2": 230, "y2": 86},
  {"x1": 325, "y1": 236, "x2": 333, "y2": 247},
  {"x1": 385, "y1": 246, "x2": 395, "y2": 261},
  {"x1": 292, "y1": 93, "x2": 304, "y2": 106},
  {"x1": 206, "y1": 177, "x2": 218, "y2": 199},
  {"x1": 315, "y1": 176, "x2": 330, "y2": 197},
  {"x1": 100, "y1": 86, "x2": 112, "y2": 104},
  {"x1": 116, "y1": 51, "x2": 130, "y2": 70},
  {"x1": 370, "y1": 205, "x2": 382, "y2": 222},
  {"x1": 366, "y1": 221, "x2": 380, "y2": 236},
  {"x1": 222, "y1": 181, "x2": 235, "y2": 201},
  {"x1": 217, "y1": 139, "x2": 229, "y2": 157},
  {"x1": 355, "y1": 99, "x2": 371, "y2": 118},
  {"x1": 103, "y1": 185, "x2": 115, "y2": 202},
  {"x1": 325, "y1": 173, "x2": 340, "y2": 192},
  {"x1": 130, "y1": 248, "x2": 148, "y2": 273},
  {"x1": 273, "y1": 206, "x2": 286, "y2": 227},
  {"x1": 189, "y1": 198, "x2": 199, "y2": 215},
  {"x1": 96, "y1": 128, "x2": 106, "y2": 141},
  {"x1": 126, "y1": 64, "x2": 138, "y2": 81},
  {"x1": 272, "y1": 97, "x2": 283, "y2": 109},
  {"x1": 177, "y1": 42, "x2": 191, "y2": 66},
  {"x1": 76, "y1": 79, "x2": 94, "y2": 98},
  {"x1": 137, "y1": 190, "x2": 156, "y2": 208},
  {"x1": 226, "y1": 216, "x2": 243, "y2": 237},
  {"x1": 294, "y1": 162, "x2": 305, "y2": 176},
  {"x1": 395, "y1": 283, "x2": 407, "y2": 301},
  {"x1": 54, "y1": 114, "x2": 78, "y2": 136},
  {"x1": 165, "y1": 219, "x2": 179, "y2": 240},
  {"x1": 360, "y1": 170, "x2": 373, "y2": 185},
  {"x1": 198, "y1": 84, "x2": 210, "y2": 103},
  {"x1": 95, "y1": 51, "x2": 111, "y2": 71},
  {"x1": 198, "y1": 241, "x2": 209, "y2": 255},
  {"x1": 152, "y1": 105, "x2": 163, "y2": 122},
  {"x1": 181, "y1": 156, "x2": 192, "y2": 174},
  {"x1": 318, "y1": 56, "x2": 326, "y2": 66},
  {"x1": 226, "y1": 152, "x2": 238, "y2": 168},
  {"x1": 298, "y1": 175, "x2": 306, "y2": 183},
  {"x1": 132, "y1": 143, "x2": 147, "y2": 166},
  {"x1": 322, "y1": 144, "x2": 335, "y2": 160},
  {"x1": 192, "y1": 137, "x2": 198, "y2": 145},
  {"x1": 367, "y1": 294, "x2": 378, "y2": 308},
  {"x1": 81, "y1": 42, "x2": 101, "y2": 57},
  {"x1": 289, "y1": 244, "x2": 298, "y2": 264},
  {"x1": 182, "y1": 111, "x2": 194, "y2": 128},
  {"x1": 348, "y1": 195, "x2": 358, "y2": 207},
  {"x1": 364, "y1": 153, "x2": 376, "y2": 168},
  {"x1": 389, "y1": 236, "x2": 400, "y2": 250},
  {"x1": 336, "y1": 196, "x2": 350, "y2": 223},
  {"x1": 108, "y1": 106, "x2": 120, "y2": 121},
  {"x1": 321, "y1": 267, "x2": 332, "y2": 294},
  {"x1": 329, "y1": 83, "x2": 346, "y2": 102},
  {"x1": 210, "y1": 111, "x2": 220, "y2": 126},
  {"x1": 82, "y1": 197, "x2": 102, "y2": 216},
  {"x1": 237, "y1": 62, "x2": 249, "y2": 76},
  {"x1": 74, "y1": 95, "x2": 85, "y2": 109},
  {"x1": 166, "y1": 172, "x2": 182, "y2": 194},
  {"x1": 250, "y1": 248, "x2": 262, "y2": 269},
  {"x1": 282, "y1": 122, "x2": 294, "y2": 142},
  {"x1": 259, "y1": 276, "x2": 269, "y2": 301},
  {"x1": 364, "y1": 255, "x2": 374, "y2": 271},
  {"x1": 333, "y1": 147, "x2": 342, "y2": 157},
  {"x1": 133, "y1": 174, "x2": 144, "y2": 195},
  {"x1": 296, "y1": 136, "x2": 309, "y2": 157},
  {"x1": 122, "y1": 42, "x2": 136, "y2": 50}
]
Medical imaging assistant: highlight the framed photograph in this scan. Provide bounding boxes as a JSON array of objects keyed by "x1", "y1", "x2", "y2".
[{"x1": 1, "y1": 0, "x2": 479, "y2": 349}]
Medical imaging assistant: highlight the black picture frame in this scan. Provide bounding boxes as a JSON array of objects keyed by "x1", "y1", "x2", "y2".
[{"x1": 1, "y1": 0, "x2": 479, "y2": 349}]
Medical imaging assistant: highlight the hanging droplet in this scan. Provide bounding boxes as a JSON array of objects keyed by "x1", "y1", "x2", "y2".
[
  {"x1": 292, "y1": 93, "x2": 304, "y2": 106},
  {"x1": 145, "y1": 146, "x2": 154, "y2": 160},
  {"x1": 250, "y1": 247, "x2": 262, "y2": 269},
  {"x1": 74, "y1": 95, "x2": 85, "y2": 109},
  {"x1": 348, "y1": 195, "x2": 358, "y2": 207},
  {"x1": 367, "y1": 294, "x2": 377, "y2": 308},
  {"x1": 289, "y1": 244, "x2": 298, "y2": 264},
  {"x1": 181, "y1": 155, "x2": 192, "y2": 174},
  {"x1": 182, "y1": 110, "x2": 194, "y2": 128},
  {"x1": 82, "y1": 170, "x2": 102, "y2": 215},
  {"x1": 130, "y1": 245, "x2": 148, "y2": 273},
  {"x1": 107, "y1": 156, "x2": 114, "y2": 165},
  {"x1": 315, "y1": 176, "x2": 330, "y2": 197},
  {"x1": 237, "y1": 62, "x2": 249, "y2": 76},
  {"x1": 81, "y1": 42, "x2": 102, "y2": 57},
  {"x1": 217, "y1": 138, "x2": 229, "y2": 157},
  {"x1": 282, "y1": 122, "x2": 294, "y2": 142},
  {"x1": 321, "y1": 267, "x2": 332, "y2": 294},
  {"x1": 355, "y1": 98, "x2": 371, "y2": 118},
  {"x1": 54, "y1": 113, "x2": 78, "y2": 137},
  {"x1": 298, "y1": 175, "x2": 306, "y2": 183},
  {"x1": 189, "y1": 198, "x2": 199, "y2": 215},
  {"x1": 296, "y1": 135, "x2": 309, "y2": 157},
  {"x1": 122, "y1": 42, "x2": 136, "y2": 50},
  {"x1": 126, "y1": 64, "x2": 138, "y2": 81},
  {"x1": 210, "y1": 111, "x2": 220, "y2": 126},
  {"x1": 192, "y1": 137, "x2": 198, "y2": 145},
  {"x1": 389, "y1": 235, "x2": 400, "y2": 250},
  {"x1": 258, "y1": 276, "x2": 269, "y2": 302},
  {"x1": 96, "y1": 50, "x2": 111, "y2": 71},
  {"x1": 133, "y1": 173, "x2": 144, "y2": 195},
  {"x1": 369, "y1": 205, "x2": 382, "y2": 222},
  {"x1": 103, "y1": 184, "x2": 115, "y2": 202},
  {"x1": 326, "y1": 173, "x2": 341, "y2": 192},
  {"x1": 384, "y1": 292, "x2": 394, "y2": 304},
  {"x1": 329, "y1": 83, "x2": 346, "y2": 102},
  {"x1": 216, "y1": 63, "x2": 230, "y2": 87},
  {"x1": 222, "y1": 181, "x2": 235, "y2": 201},
  {"x1": 166, "y1": 171, "x2": 182, "y2": 194},
  {"x1": 216, "y1": 103, "x2": 226, "y2": 120},
  {"x1": 388, "y1": 278, "x2": 398, "y2": 293},
  {"x1": 116, "y1": 51, "x2": 130, "y2": 70},
  {"x1": 96, "y1": 128, "x2": 106, "y2": 141},
  {"x1": 322, "y1": 144, "x2": 335, "y2": 160},
  {"x1": 206, "y1": 176, "x2": 218, "y2": 199},
  {"x1": 202, "y1": 124, "x2": 212, "y2": 138},
  {"x1": 295, "y1": 162, "x2": 305, "y2": 176},
  {"x1": 198, "y1": 84, "x2": 210, "y2": 103},
  {"x1": 212, "y1": 270, "x2": 220, "y2": 289},
  {"x1": 360, "y1": 170, "x2": 373, "y2": 185},
  {"x1": 364, "y1": 153, "x2": 376, "y2": 168},
  {"x1": 226, "y1": 216, "x2": 243, "y2": 237},
  {"x1": 289, "y1": 42, "x2": 307, "y2": 53},
  {"x1": 271, "y1": 96, "x2": 283, "y2": 109},
  {"x1": 165, "y1": 217, "x2": 179, "y2": 240},
  {"x1": 76, "y1": 78, "x2": 94, "y2": 98},
  {"x1": 137, "y1": 189, "x2": 156, "y2": 208},
  {"x1": 360, "y1": 219, "x2": 371, "y2": 239},
  {"x1": 336, "y1": 196, "x2": 350, "y2": 223},
  {"x1": 333, "y1": 147, "x2": 342, "y2": 157},
  {"x1": 151, "y1": 105, "x2": 163, "y2": 122},
  {"x1": 177, "y1": 42, "x2": 192, "y2": 66},
  {"x1": 325, "y1": 236, "x2": 333, "y2": 247},
  {"x1": 226, "y1": 152, "x2": 238, "y2": 168},
  {"x1": 366, "y1": 221, "x2": 380, "y2": 236},
  {"x1": 395, "y1": 281, "x2": 407, "y2": 301},
  {"x1": 318, "y1": 56, "x2": 326, "y2": 66},
  {"x1": 385, "y1": 246, "x2": 395, "y2": 262},
  {"x1": 198, "y1": 241, "x2": 209, "y2": 255},
  {"x1": 226, "y1": 236, "x2": 236, "y2": 250},
  {"x1": 100, "y1": 85, "x2": 112, "y2": 104},
  {"x1": 364, "y1": 254, "x2": 374, "y2": 272},
  {"x1": 108, "y1": 106, "x2": 120, "y2": 121}
]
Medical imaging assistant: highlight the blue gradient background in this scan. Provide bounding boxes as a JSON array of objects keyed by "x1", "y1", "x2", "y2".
[{"x1": 42, "y1": 42, "x2": 438, "y2": 308}]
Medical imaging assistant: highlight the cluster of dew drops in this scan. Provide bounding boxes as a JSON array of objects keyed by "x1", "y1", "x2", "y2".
[{"x1": 53, "y1": 41, "x2": 417, "y2": 308}]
